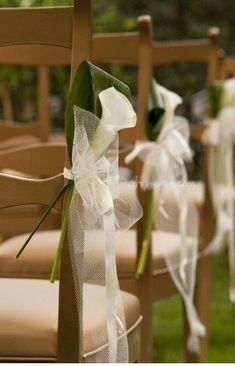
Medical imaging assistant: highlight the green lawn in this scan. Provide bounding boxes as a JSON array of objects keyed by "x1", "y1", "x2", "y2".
[{"x1": 152, "y1": 252, "x2": 235, "y2": 362}]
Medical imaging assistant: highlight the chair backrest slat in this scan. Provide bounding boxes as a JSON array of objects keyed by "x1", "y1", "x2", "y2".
[
  {"x1": 152, "y1": 27, "x2": 220, "y2": 84},
  {"x1": 152, "y1": 40, "x2": 211, "y2": 64},
  {"x1": 0, "y1": 7, "x2": 73, "y2": 48},
  {"x1": 0, "y1": 173, "x2": 63, "y2": 211},
  {"x1": 92, "y1": 32, "x2": 139, "y2": 65},
  {"x1": 0, "y1": 44, "x2": 71, "y2": 66},
  {"x1": 0, "y1": 143, "x2": 65, "y2": 176}
]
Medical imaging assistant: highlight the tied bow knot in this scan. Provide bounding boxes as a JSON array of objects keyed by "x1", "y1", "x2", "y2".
[
  {"x1": 64, "y1": 119, "x2": 115, "y2": 220},
  {"x1": 63, "y1": 163, "x2": 114, "y2": 217},
  {"x1": 125, "y1": 118, "x2": 193, "y2": 191}
]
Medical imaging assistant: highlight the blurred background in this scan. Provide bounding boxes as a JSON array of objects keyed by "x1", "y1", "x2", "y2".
[{"x1": 0, "y1": 0, "x2": 235, "y2": 362}]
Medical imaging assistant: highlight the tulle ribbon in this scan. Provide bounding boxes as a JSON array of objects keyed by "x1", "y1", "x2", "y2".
[
  {"x1": 202, "y1": 106, "x2": 235, "y2": 302},
  {"x1": 126, "y1": 117, "x2": 205, "y2": 353},
  {"x1": 64, "y1": 88, "x2": 142, "y2": 362}
]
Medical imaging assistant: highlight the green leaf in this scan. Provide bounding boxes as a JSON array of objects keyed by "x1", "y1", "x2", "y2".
[
  {"x1": 146, "y1": 80, "x2": 165, "y2": 141},
  {"x1": 208, "y1": 81, "x2": 223, "y2": 118},
  {"x1": 65, "y1": 60, "x2": 130, "y2": 163}
]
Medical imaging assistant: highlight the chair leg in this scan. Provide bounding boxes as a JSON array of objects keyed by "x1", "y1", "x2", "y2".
[{"x1": 138, "y1": 276, "x2": 153, "y2": 362}]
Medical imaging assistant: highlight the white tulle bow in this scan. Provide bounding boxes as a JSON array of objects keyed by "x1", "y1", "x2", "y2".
[
  {"x1": 64, "y1": 87, "x2": 142, "y2": 363},
  {"x1": 202, "y1": 106, "x2": 235, "y2": 302},
  {"x1": 125, "y1": 118, "x2": 192, "y2": 191}
]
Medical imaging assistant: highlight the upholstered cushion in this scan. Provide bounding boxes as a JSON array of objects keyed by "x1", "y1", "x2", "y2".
[
  {"x1": 0, "y1": 135, "x2": 39, "y2": 150},
  {"x1": 0, "y1": 229, "x2": 196, "y2": 279},
  {"x1": 0, "y1": 278, "x2": 141, "y2": 362},
  {"x1": 154, "y1": 181, "x2": 230, "y2": 236},
  {"x1": 154, "y1": 181, "x2": 203, "y2": 235}
]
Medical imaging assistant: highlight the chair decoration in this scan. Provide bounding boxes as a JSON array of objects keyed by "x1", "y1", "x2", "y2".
[
  {"x1": 126, "y1": 79, "x2": 205, "y2": 353},
  {"x1": 17, "y1": 61, "x2": 142, "y2": 363},
  {"x1": 202, "y1": 78, "x2": 235, "y2": 303}
]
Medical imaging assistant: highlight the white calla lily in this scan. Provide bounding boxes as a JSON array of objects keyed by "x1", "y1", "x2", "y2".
[
  {"x1": 221, "y1": 77, "x2": 235, "y2": 108},
  {"x1": 152, "y1": 79, "x2": 182, "y2": 129},
  {"x1": 92, "y1": 86, "x2": 137, "y2": 159}
]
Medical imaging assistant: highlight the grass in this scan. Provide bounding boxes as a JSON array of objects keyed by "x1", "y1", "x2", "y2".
[{"x1": 151, "y1": 252, "x2": 235, "y2": 362}]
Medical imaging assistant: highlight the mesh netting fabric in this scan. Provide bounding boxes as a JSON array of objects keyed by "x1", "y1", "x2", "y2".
[{"x1": 66, "y1": 106, "x2": 142, "y2": 362}]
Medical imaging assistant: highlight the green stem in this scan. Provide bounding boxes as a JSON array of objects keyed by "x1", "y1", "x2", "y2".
[
  {"x1": 16, "y1": 182, "x2": 71, "y2": 259},
  {"x1": 50, "y1": 184, "x2": 74, "y2": 283},
  {"x1": 136, "y1": 189, "x2": 155, "y2": 278}
]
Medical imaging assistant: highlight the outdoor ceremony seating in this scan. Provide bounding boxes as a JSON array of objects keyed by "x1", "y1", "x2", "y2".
[
  {"x1": 0, "y1": 13, "x2": 212, "y2": 363},
  {"x1": 1, "y1": 1, "x2": 234, "y2": 364}
]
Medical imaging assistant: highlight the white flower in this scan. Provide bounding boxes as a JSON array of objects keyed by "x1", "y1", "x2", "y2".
[
  {"x1": 221, "y1": 77, "x2": 235, "y2": 108},
  {"x1": 152, "y1": 79, "x2": 182, "y2": 130},
  {"x1": 92, "y1": 86, "x2": 137, "y2": 159}
]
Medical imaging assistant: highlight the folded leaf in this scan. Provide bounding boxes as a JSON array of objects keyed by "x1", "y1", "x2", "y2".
[
  {"x1": 208, "y1": 82, "x2": 223, "y2": 118},
  {"x1": 66, "y1": 60, "x2": 130, "y2": 163}
]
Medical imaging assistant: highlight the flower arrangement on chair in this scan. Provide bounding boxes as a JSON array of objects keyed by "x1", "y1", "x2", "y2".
[
  {"x1": 17, "y1": 60, "x2": 143, "y2": 363},
  {"x1": 126, "y1": 79, "x2": 206, "y2": 353}
]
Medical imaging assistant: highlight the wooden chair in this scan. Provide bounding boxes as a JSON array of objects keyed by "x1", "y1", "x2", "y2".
[
  {"x1": 152, "y1": 27, "x2": 221, "y2": 360},
  {"x1": 0, "y1": 2, "x2": 142, "y2": 362},
  {"x1": 0, "y1": 15, "x2": 207, "y2": 362}
]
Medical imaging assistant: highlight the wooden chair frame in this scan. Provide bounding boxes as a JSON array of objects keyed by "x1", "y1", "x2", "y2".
[{"x1": 0, "y1": 2, "x2": 84, "y2": 362}]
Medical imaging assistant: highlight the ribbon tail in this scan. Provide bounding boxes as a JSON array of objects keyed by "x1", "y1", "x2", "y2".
[
  {"x1": 184, "y1": 297, "x2": 206, "y2": 353},
  {"x1": 104, "y1": 211, "x2": 128, "y2": 363},
  {"x1": 225, "y1": 145, "x2": 235, "y2": 303},
  {"x1": 67, "y1": 190, "x2": 85, "y2": 358},
  {"x1": 178, "y1": 168, "x2": 189, "y2": 289}
]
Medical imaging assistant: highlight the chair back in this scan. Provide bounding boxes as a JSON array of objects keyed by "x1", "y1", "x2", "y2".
[
  {"x1": 0, "y1": 5, "x2": 73, "y2": 143},
  {"x1": 0, "y1": 1, "x2": 92, "y2": 362},
  {"x1": 152, "y1": 27, "x2": 220, "y2": 84}
]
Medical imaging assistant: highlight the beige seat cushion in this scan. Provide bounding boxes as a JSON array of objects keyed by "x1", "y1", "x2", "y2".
[
  {"x1": 154, "y1": 181, "x2": 229, "y2": 236},
  {"x1": 154, "y1": 181, "x2": 204, "y2": 235},
  {"x1": 0, "y1": 229, "x2": 196, "y2": 279},
  {"x1": 0, "y1": 135, "x2": 39, "y2": 150},
  {"x1": 0, "y1": 278, "x2": 141, "y2": 362}
]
